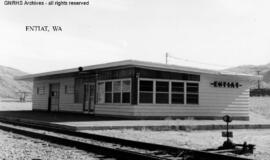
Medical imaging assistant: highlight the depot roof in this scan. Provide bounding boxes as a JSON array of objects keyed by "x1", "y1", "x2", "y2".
[{"x1": 15, "y1": 59, "x2": 262, "y2": 81}]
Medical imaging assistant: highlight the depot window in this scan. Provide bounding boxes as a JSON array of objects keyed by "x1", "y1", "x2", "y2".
[
  {"x1": 105, "y1": 81, "x2": 112, "y2": 103},
  {"x1": 138, "y1": 79, "x2": 199, "y2": 105},
  {"x1": 113, "y1": 81, "x2": 121, "y2": 103},
  {"x1": 156, "y1": 81, "x2": 169, "y2": 104},
  {"x1": 139, "y1": 80, "x2": 153, "y2": 103},
  {"x1": 65, "y1": 85, "x2": 74, "y2": 94},
  {"x1": 171, "y1": 82, "x2": 184, "y2": 104},
  {"x1": 186, "y1": 83, "x2": 199, "y2": 104},
  {"x1": 122, "y1": 80, "x2": 131, "y2": 103},
  {"x1": 37, "y1": 86, "x2": 45, "y2": 95},
  {"x1": 97, "y1": 79, "x2": 131, "y2": 104}
]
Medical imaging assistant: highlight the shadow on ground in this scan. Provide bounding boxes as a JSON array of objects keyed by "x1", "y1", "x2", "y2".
[{"x1": 0, "y1": 111, "x2": 127, "y2": 122}]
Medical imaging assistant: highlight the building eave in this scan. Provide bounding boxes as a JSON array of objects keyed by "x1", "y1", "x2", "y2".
[{"x1": 14, "y1": 59, "x2": 262, "y2": 81}]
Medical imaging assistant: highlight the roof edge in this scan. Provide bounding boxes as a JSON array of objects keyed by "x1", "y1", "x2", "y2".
[{"x1": 15, "y1": 59, "x2": 262, "y2": 81}]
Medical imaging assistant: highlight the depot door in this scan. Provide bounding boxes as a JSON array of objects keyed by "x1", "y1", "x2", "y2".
[
  {"x1": 83, "y1": 83, "x2": 95, "y2": 113},
  {"x1": 49, "y1": 83, "x2": 60, "y2": 112}
]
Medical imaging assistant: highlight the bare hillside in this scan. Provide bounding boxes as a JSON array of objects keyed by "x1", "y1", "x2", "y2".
[
  {"x1": 224, "y1": 63, "x2": 270, "y2": 88},
  {"x1": 0, "y1": 65, "x2": 32, "y2": 99}
]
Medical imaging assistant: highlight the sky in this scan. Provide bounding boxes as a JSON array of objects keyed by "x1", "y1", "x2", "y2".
[{"x1": 1, "y1": 0, "x2": 270, "y2": 73}]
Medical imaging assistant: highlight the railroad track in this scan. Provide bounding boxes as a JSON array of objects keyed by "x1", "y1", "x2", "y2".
[{"x1": 0, "y1": 118, "x2": 253, "y2": 160}]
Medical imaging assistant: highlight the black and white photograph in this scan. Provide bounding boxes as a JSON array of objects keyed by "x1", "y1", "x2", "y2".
[{"x1": 0, "y1": 0, "x2": 270, "y2": 159}]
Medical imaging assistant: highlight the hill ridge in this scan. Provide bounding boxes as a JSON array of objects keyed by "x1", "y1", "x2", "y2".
[
  {"x1": 0, "y1": 65, "x2": 32, "y2": 99},
  {"x1": 224, "y1": 62, "x2": 270, "y2": 88}
]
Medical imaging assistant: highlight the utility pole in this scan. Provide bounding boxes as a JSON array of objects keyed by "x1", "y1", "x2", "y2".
[
  {"x1": 257, "y1": 70, "x2": 261, "y2": 89},
  {"x1": 166, "y1": 52, "x2": 168, "y2": 64}
]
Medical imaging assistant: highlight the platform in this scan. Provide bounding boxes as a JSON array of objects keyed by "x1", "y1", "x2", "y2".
[{"x1": 0, "y1": 111, "x2": 270, "y2": 131}]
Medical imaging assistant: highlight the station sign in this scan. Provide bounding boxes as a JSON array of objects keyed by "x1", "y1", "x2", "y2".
[
  {"x1": 210, "y1": 81, "x2": 242, "y2": 88},
  {"x1": 223, "y1": 115, "x2": 232, "y2": 123}
]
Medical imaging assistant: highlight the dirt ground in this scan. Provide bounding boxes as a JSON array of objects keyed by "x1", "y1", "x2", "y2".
[
  {"x1": 86, "y1": 129, "x2": 269, "y2": 160},
  {"x1": 84, "y1": 97, "x2": 270, "y2": 160},
  {"x1": 250, "y1": 97, "x2": 270, "y2": 119},
  {"x1": 0, "y1": 101, "x2": 31, "y2": 111}
]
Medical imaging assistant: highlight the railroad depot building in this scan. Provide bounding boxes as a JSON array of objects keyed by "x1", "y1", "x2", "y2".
[{"x1": 17, "y1": 60, "x2": 260, "y2": 120}]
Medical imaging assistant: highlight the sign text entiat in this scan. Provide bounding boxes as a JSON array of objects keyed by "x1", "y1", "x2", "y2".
[{"x1": 210, "y1": 81, "x2": 242, "y2": 88}]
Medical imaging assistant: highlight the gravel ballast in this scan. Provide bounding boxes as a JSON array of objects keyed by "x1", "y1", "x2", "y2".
[{"x1": 0, "y1": 130, "x2": 100, "y2": 160}]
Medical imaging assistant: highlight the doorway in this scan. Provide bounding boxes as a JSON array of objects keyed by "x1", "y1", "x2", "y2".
[
  {"x1": 48, "y1": 83, "x2": 60, "y2": 112},
  {"x1": 83, "y1": 83, "x2": 95, "y2": 113}
]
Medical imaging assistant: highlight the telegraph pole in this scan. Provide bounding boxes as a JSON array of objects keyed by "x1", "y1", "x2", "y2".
[
  {"x1": 166, "y1": 52, "x2": 168, "y2": 64},
  {"x1": 257, "y1": 70, "x2": 261, "y2": 89}
]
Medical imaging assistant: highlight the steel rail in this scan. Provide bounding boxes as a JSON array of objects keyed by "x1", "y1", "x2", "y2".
[
  {"x1": 0, "y1": 117, "x2": 254, "y2": 160},
  {"x1": 0, "y1": 124, "x2": 169, "y2": 160}
]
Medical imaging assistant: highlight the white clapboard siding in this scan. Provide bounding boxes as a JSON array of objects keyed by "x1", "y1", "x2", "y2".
[
  {"x1": 32, "y1": 81, "x2": 49, "y2": 110},
  {"x1": 58, "y1": 78, "x2": 83, "y2": 112},
  {"x1": 32, "y1": 77, "x2": 83, "y2": 112},
  {"x1": 134, "y1": 106, "x2": 248, "y2": 113},
  {"x1": 33, "y1": 77, "x2": 135, "y2": 115},
  {"x1": 200, "y1": 74, "x2": 249, "y2": 117},
  {"x1": 95, "y1": 104, "x2": 135, "y2": 116},
  {"x1": 133, "y1": 108, "x2": 249, "y2": 117},
  {"x1": 59, "y1": 104, "x2": 83, "y2": 112}
]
